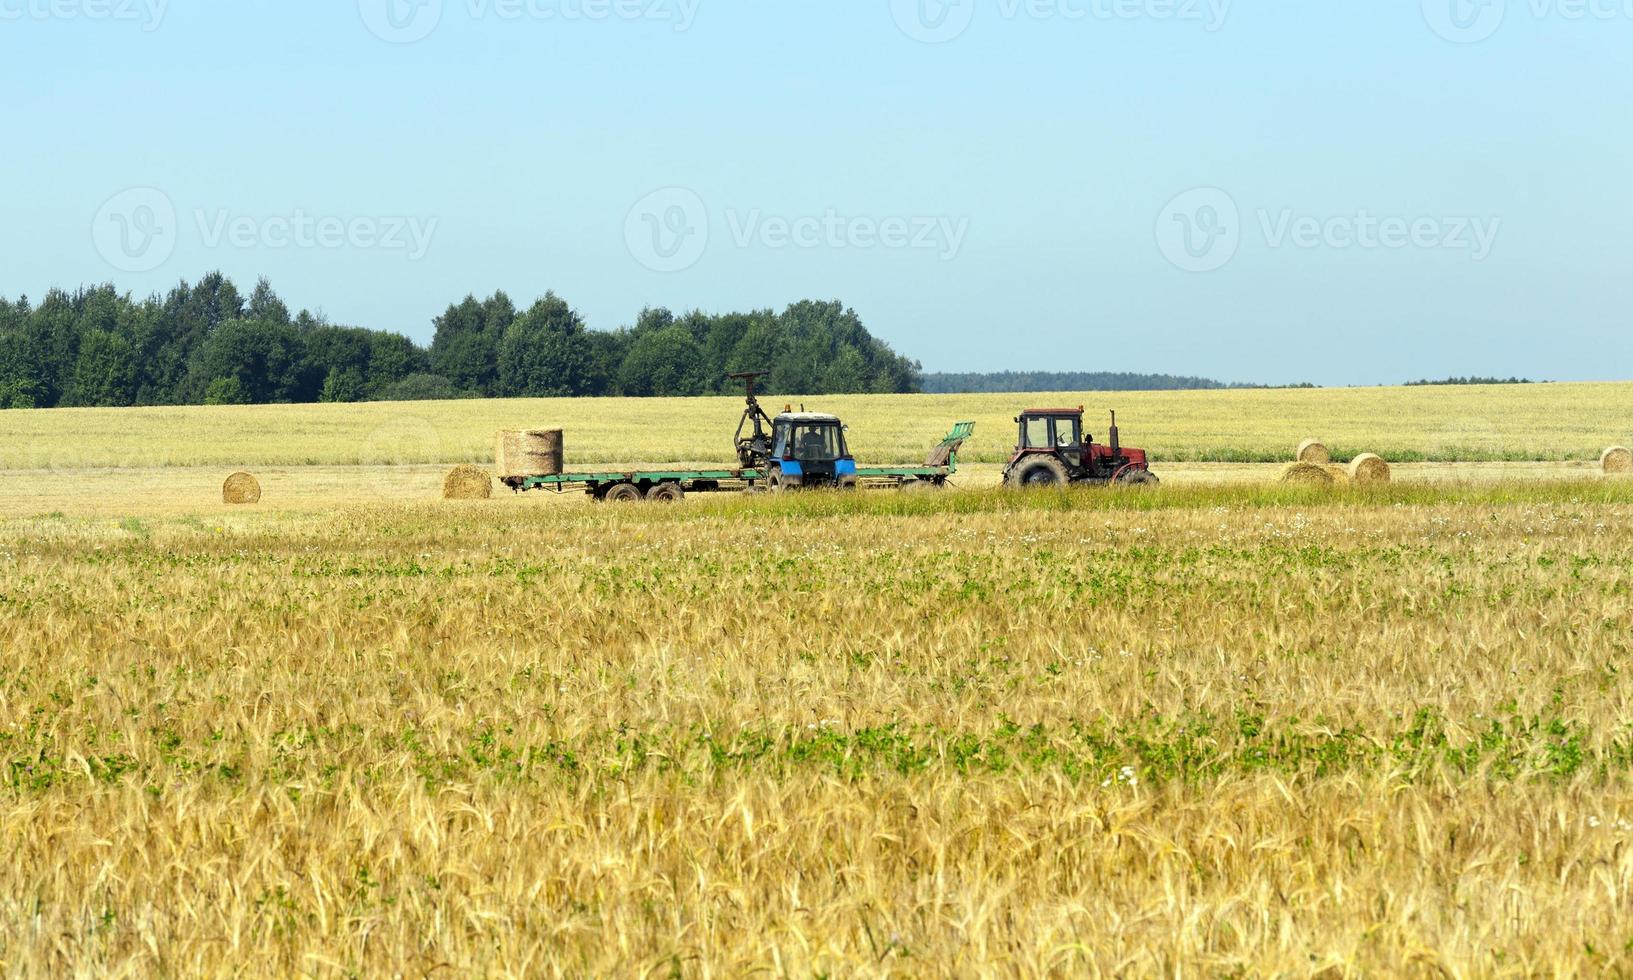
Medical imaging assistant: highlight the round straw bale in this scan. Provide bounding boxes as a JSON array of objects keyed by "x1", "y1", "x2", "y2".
[
  {"x1": 1281, "y1": 462, "x2": 1335, "y2": 486},
  {"x1": 1296, "y1": 439, "x2": 1331, "y2": 465},
  {"x1": 1323, "y1": 464, "x2": 1351, "y2": 484},
  {"x1": 495, "y1": 429, "x2": 565, "y2": 479},
  {"x1": 443, "y1": 465, "x2": 493, "y2": 500},
  {"x1": 1602, "y1": 446, "x2": 1633, "y2": 474},
  {"x1": 1348, "y1": 453, "x2": 1392, "y2": 484},
  {"x1": 222, "y1": 472, "x2": 261, "y2": 505}
]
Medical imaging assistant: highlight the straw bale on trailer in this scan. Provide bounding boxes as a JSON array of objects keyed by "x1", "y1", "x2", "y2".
[{"x1": 495, "y1": 430, "x2": 565, "y2": 479}]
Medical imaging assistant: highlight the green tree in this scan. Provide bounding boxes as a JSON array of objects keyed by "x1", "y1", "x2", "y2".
[
  {"x1": 68, "y1": 330, "x2": 139, "y2": 407},
  {"x1": 496, "y1": 293, "x2": 594, "y2": 397},
  {"x1": 618, "y1": 326, "x2": 709, "y2": 396},
  {"x1": 430, "y1": 291, "x2": 515, "y2": 396},
  {"x1": 186, "y1": 320, "x2": 317, "y2": 404},
  {"x1": 203, "y1": 376, "x2": 248, "y2": 405},
  {"x1": 247, "y1": 277, "x2": 291, "y2": 326},
  {"x1": 377, "y1": 373, "x2": 462, "y2": 402},
  {"x1": 320, "y1": 368, "x2": 366, "y2": 403}
]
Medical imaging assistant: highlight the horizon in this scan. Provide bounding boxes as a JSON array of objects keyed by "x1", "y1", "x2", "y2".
[{"x1": 3, "y1": 3, "x2": 1629, "y2": 385}]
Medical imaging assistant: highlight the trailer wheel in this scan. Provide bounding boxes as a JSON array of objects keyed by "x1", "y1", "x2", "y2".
[
  {"x1": 646, "y1": 483, "x2": 685, "y2": 503},
  {"x1": 1008, "y1": 456, "x2": 1069, "y2": 488},
  {"x1": 604, "y1": 483, "x2": 644, "y2": 503}
]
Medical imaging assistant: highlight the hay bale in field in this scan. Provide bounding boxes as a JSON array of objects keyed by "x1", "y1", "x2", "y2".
[
  {"x1": 1281, "y1": 462, "x2": 1335, "y2": 487},
  {"x1": 1323, "y1": 464, "x2": 1351, "y2": 484},
  {"x1": 1296, "y1": 439, "x2": 1331, "y2": 465},
  {"x1": 1602, "y1": 446, "x2": 1633, "y2": 474},
  {"x1": 222, "y1": 472, "x2": 261, "y2": 505},
  {"x1": 1348, "y1": 453, "x2": 1392, "y2": 484},
  {"x1": 495, "y1": 429, "x2": 564, "y2": 479},
  {"x1": 443, "y1": 465, "x2": 493, "y2": 500}
]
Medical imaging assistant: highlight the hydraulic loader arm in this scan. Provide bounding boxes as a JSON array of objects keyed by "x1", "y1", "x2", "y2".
[{"x1": 924, "y1": 421, "x2": 977, "y2": 470}]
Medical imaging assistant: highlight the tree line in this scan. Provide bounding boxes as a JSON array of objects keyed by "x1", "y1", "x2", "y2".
[
  {"x1": 0, "y1": 273, "x2": 922, "y2": 409},
  {"x1": 920, "y1": 371, "x2": 1316, "y2": 393}
]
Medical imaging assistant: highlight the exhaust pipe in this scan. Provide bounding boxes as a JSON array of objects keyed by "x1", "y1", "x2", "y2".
[{"x1": 1109, "y1": 410, "x2": 1121, "y2": 458}]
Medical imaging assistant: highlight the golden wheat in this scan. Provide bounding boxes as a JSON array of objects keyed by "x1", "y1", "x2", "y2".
[
  {"x1": 3, "y1": 381, "x2": 1632, "y2": 469},
  {"x1": 2, "y1": 483, "x2": 1633, "y2": 975}
]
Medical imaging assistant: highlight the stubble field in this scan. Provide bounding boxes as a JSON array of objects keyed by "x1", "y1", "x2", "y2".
[{"x1": 3, "y1": 386, "x2": 1633, "y2": 976}]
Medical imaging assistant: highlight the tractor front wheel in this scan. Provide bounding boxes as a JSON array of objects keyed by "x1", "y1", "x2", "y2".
[
  {"x1": 1116, "y1": 469, "x2": 1160, "y2": 488},
  {"x1": 1008, "y1": 456, "x2": 1070, "y2": 488}
]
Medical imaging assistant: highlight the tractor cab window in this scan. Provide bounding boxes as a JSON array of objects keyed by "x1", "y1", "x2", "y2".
[
  {"x1": 1022, "y1": 417, "x2": 1051, "y2": 449},
  {"x1": 1054, "y1": 416, "x2": 1082, "y2": 448},
  {"x1": 776, "y1": 423, "x2": 845, "y2": 462}
]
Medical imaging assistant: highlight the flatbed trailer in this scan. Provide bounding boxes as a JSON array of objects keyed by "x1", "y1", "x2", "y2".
[{"x1": 505, "y1": 422, "x2": 975, "y2": 502}]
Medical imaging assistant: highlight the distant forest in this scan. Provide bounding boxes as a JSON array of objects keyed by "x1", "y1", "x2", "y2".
[
  {"x1": 1405, "y1": 377, "x2": 1536, "y2": 386},
  {"x1": 921, "y1": 371, "x2": 1316, "y2": 393},
  {"x1": 0, "y1": 273, "x2": 921, "y2": 409}
]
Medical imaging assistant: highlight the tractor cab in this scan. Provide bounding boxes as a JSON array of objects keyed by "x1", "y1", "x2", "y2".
[
  {"x1": 1004, "y1": 407, "x2": 1157, "y2": 487},
  {"x1": 1018, "y1": 409, "x2": 1091, "y2": 469},
  {"x1": 765, "y1": 412, "x2": 859, "y2": 490}
]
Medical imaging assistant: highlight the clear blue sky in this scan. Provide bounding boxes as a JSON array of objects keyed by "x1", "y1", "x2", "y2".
[{"x1": 2, "y1": 0, "x2": 1629, "y2": 385}]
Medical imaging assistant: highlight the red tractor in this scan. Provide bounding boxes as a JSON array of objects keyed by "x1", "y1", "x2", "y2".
[{"x1": 1002, "y1": 407, "x2": 1158, "y2": 488}]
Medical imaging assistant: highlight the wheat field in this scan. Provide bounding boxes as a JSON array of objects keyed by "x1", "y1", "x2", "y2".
[
  {"x1": 5, "y1": 393, "x2": 1633, "y2": 976},
  {"x1": 2, "y1": 381, "x2": 1631, "y2": 470}
]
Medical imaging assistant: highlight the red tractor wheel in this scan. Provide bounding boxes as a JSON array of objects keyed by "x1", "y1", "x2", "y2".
[
  {"x1": 1116, "y1": 469, "x2": 1160, "y2": 487},
  {"x1": 1007, "y1": 456, "x2": 1070, "y2": 488}
]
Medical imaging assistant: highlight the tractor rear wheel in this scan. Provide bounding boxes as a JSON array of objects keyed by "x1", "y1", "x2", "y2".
[
  {"x1": 646, "y1": 482, "x2": 685, "y2": 503},
  {"x1": 1008, "y1": 456, "x2": 1070, "y2": 488},
  {"x1": 604, "y1": 483, "x2": 644, "y2": 503}
]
